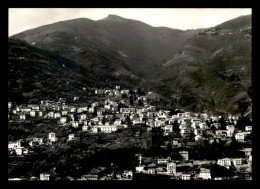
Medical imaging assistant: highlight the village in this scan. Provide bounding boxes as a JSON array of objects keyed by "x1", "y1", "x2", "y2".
[{"x1": 8, "y1": 85, "x2": 252, "y2": 181}]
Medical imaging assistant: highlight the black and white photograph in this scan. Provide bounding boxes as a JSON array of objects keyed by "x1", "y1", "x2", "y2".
[{"x1": 8, "y1": 8, "x2": 252, "y2": 181}]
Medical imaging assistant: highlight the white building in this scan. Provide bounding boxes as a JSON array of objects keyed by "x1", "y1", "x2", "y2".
[
  {"x1": 20, "y1": 114, "x2": 26, "y2": 120},
  {"x1": 54, "y1": 112, "x2": 61, "y2": 118},
  {"x1": 167, "y1": 162, "x2": 176, "y2": 174},
  {"x1": 68, "y1": 134, "x2": 75, "y2": 141},
  {"x1": 245, "y1": 126, "x2": 252, "y2": 133},
  {"x1": 48, "y1": 132, "x2": 57, "y2": 142},
  {"x1": 199, "y1": 168, "x2": 211, "y2": 180},
  {"x1": 181, "y1": 173, "x2": 191, "y2": 180},
  {"x1": 235, "y1": 132, "x2": 245, "y2": 142},
  {"x1": 217, "y1": 158, "x2": 232, "y2": 167},
  {"x1": 30, "y1": 111, "x2": 36, "y2": 117},
  {"x1": 71, "y1": 121, "x2": 79, "y2": 128},
  {"x1": 60, "y1": 117, "x2": 68, "y2": 124},
  {"x1": 82, "y1": 125, "x2": 88, "y2": 131},
  {"x1": 226, "y1": 125, "x2": 235, "y2": 137},
  {"x1": 40, "y1": 173, "x2": 50, "y2": 181},
  {"x1": 80, "y1": 114, "x2": 87, "y2": 120}
]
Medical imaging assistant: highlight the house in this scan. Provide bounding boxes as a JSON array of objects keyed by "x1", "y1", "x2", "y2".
[
  {"x1": 88, "y1": 107, "x2": 94, "y2": 113},
  {"x1": 164, "y1": 125, "x2": 173, "y2": 133},
  {"x1": 122, "y1": 170, "x2": 133, "y2": 179},
  {"x1": 48, "y1": 132, "x2": 57, "y2": 142},
  {"x1": 48, "y1": 111, "x2": 54, "y2": 118},
  {"x1": 71, "y1": 121, "x2": 79, "y2": 128},
  {"x1": 167, "y1": 162, "x2": 176, "y2": 174},
  {"x1": 40, "y1": 173, "x2": 51, "y2": 181},
  {"x1": 82, "y1": 125, "x2": 88, "y2": 131},
  {"x1": 180, "y1": 128, "x2": 192, "y2": 137},
  {"x1": 54, "y1": 112, "x2": 61, "y2": 118},
  {"x1": 215, "y1": 130, "x2": 227, "y2": 138},
  {"x1": 135, "y1": 166, "x2": 145, "y2": 173},
  {"x1": 217, "y1": 158, "x2": 232, "y2": 167},
  {"x1": 20, "y1": 114, "x2": 26, "y2": 120},
  {"x1": 80, "y1": 114, "x2": 87, "y2": 120},
  {"x1": 179, "y1": 151, "x2": 189, "y2": 161},
  {"x1": 232, "y1": 158, "x2": 242, "y2": 166},
  {"x1": 68, "y1": 134, "x2": 75, "y2": 141},
  {"x1": 74, "y1": 97, "x2": 79, "y2": 101},
  {"x1": 235, "y1": 132, "x2": 245, "y2": 142},
  {"x1": 96, "y1": 125, "x2": 118, "y2": 133},
  {"x1": 104, "y1": 104, "x2": 111, "y2": 110},
  {"x1": 80, "y1": 174, "x2": 98, "y2": 180},
  {"x1": 70, "y1": 107, "x2": 77, "y2": 113},
  {"x1": 158, "y1": 157, "x2": 171, "y2": 165},
  {"x1": 199, "y1": 168, "x2": 211, "y2": 180},
  {"x1": 199, "y1": 122, "x2": 208, "y2": 130},
  {"x1": 194, "y1": 128, "x2": 203, "y2": 136},
  {"x1": 226, "y1": 125, "x2": 235, "y2": 137},
  {"x1": 181, "y1": 173, "x2": 191, "y2": 180},
  {"x1": 29, "y1": 111, "x2": 36, "y2": 117},
  {"x1": 29, "y1": 138, "x2": 43, "y2": 146},
  {"x1": 114, "y1": 119, "x2": 121, "y2": 125},
  {"x1": 245, "y1": 126, "x2": 252, "y2": 133},
  {"x1": 38, "y1": 111, "x2": 43, "y2": 117},
  {"x1": 8, "y1": 102, "x2": 12, "y2": 109},
  {"x1": 60, "y1": 117, "x2": 68, "y2": 124},
  {"x1": 95, "y1": 89, "x2": 103, "y2": 95},
  {"x1": 15, "y1": 147, "x2": 24, "y2": 155},
  {"x1": 8, "y1": 140, "x2": 21, "y2": 149}
]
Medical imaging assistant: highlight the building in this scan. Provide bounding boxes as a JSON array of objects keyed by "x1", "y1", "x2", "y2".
[
  {"x1": 233, "y1": 158, "x2": 242, "y2": 166},
  {"x1": 95, "y1": 125, "x2": 118, "y2": 133},
  {"x1": 235, "y1": 132, "x2": 245, "y2": 142},
  {"x1": 8, "y1": 140, "x2": 21, "y2": 149},
  {"x1": 181, "y1": 173, "x2": 191, "y2": 180},
  {"x1": 20, "y1": 114, "x2": 26, "y2": 120},
  {"x1": 217, "y1": 158, "x2": 232, "y2": 167},
  {"x1": 54, "y1": 112, "x2": 61, "y2": 118},
  {"x1": 167, "y1": 162, "x2": 176, "y2": 174},
  {"x1": 82, "y1": 125, "x2": 88, "y2": 131},
  {"x1": 199, "y1": 168, "x2": 211, "y2": 180},
  {"x1": 71, "y1": 121, "x2": 79, "y2": 128},
  {"x1": 80, "y1": 114, "x2": 87, "y2": 120},
  {"x1": 245, "y1": 126, "x2": 252, "y2": 133},
  {"x1": 158, "y1": 157, "x2": 171, "y2": 165},
  {"x1": 68, "y1": 134, "x2": 75, "y2": 141},
  {"x1": 226, "y1": 125, "x2": 235, "y2": 137},
  {"x1": 80, "y1": 174, "x2": 98, "y2": 180},
  {"x1": 60, "y1": 117, "x2": 68, "y2": 124},
  {"x1": 48, "y1": 132, "x2": 57, "y2": 142},
  {"x1": 30, "y1": 111, "x2": 36, "y2": 117},
  {"x1": 40, "y1": 173, "x2": 51, "y2": 181},
  {"x1": 164, "y1": 125, "x2": 173, "y2": 133}
]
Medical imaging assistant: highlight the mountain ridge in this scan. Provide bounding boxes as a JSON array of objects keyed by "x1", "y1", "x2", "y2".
[{"x1": 9, "y1": 14, "x2": 252, "y2": 115}]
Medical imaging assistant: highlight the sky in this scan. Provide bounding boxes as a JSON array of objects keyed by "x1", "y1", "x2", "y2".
[{"x1": 8, "y1": 8, "x2": 251, "y2": 36}]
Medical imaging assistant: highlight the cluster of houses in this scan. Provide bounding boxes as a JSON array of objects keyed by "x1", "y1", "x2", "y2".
[
  {"x1": 134, "y1": 145, "x2": 252, "y2": 180},
  {"x1": 8, "y1": 85, "x2": 252, "y2": 180}
]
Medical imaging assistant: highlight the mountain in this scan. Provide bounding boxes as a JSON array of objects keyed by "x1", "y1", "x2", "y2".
[
  {"x1": 156, "y1": 15, "x2": 252, "y2": 116},
  {"x1": 9, "y1": 14, "x2": 252, "y2": 115},
  {"x1": 11, "y1": 14, "x2": 202, "y2": 79},
  {"x1": 8, "y1": 38, "x2": 141, "y2": 104}
]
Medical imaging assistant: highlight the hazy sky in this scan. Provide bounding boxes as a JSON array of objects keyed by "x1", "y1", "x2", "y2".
[{"x1": 8, "y1": 8, "x2": 251, "y2": 36}]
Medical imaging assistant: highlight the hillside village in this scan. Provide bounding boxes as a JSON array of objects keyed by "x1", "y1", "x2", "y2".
[{"x1": 8, "y1": 85, "x2": 252, "y2": 181}]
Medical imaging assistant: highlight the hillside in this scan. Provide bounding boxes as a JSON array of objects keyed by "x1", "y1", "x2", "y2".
[
  {"x1": 9, "y1": 14, "x2": 252, "y2": 115},
  {"x1": 155, "y1": 15, "x2": 252, "y2": 116},
  {"x1": 8, "y1": 38, "x2": 141, "y2": 105}
]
